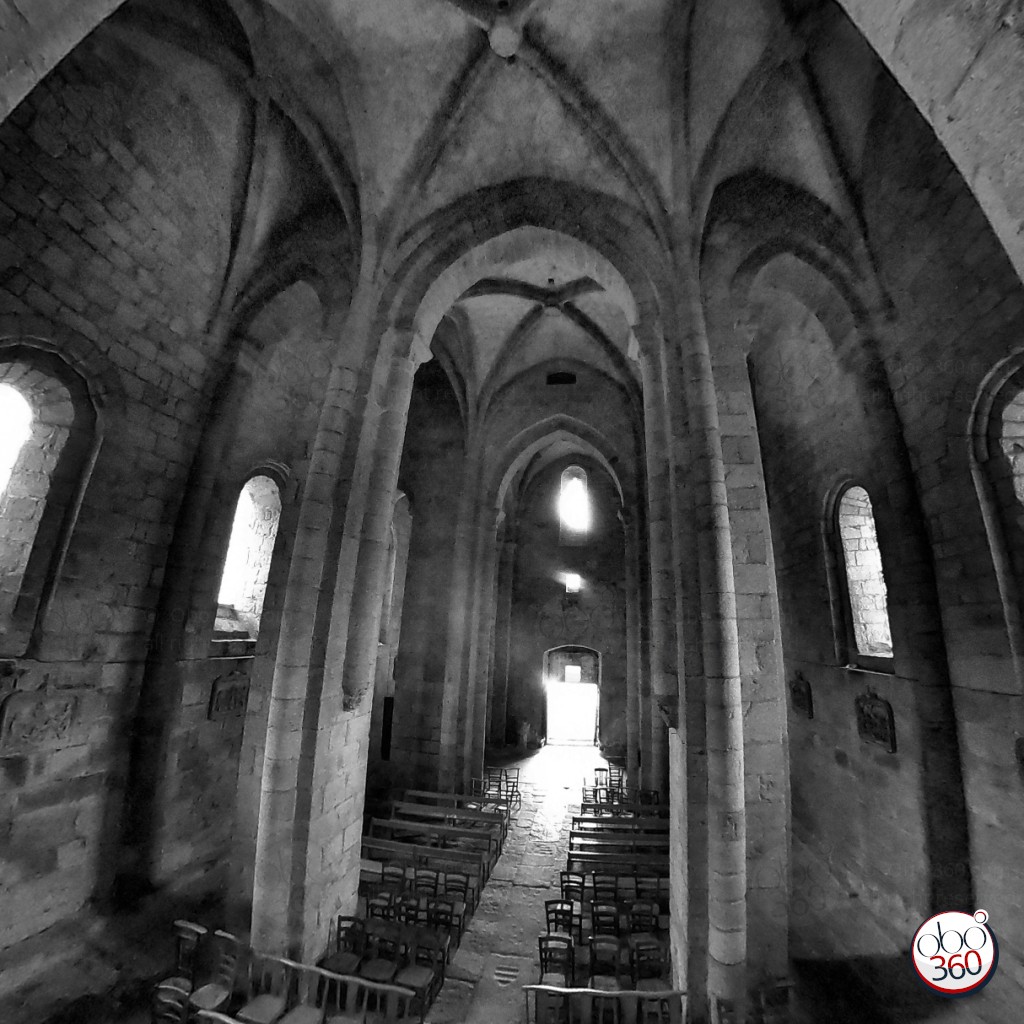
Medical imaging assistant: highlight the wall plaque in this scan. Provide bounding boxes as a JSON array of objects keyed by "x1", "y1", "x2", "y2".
[
  {"x1": 854, "y1": 690, "x2": 896, "y2": 752},
  {"x1": 0, "y1": 690, "x2": 78, "y2": 753},
  {"x1": 789, "y1": 672, "x2": 813, "y2": 719},
  {"x1": 208, "y1": 671, "x2": 250, "y2": 720}
]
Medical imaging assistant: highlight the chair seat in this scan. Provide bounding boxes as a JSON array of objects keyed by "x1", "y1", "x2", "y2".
[
  {"x1": 359, "y1": 958, "x2": 399, "y2": 983},
  {"x1": 636, "y1": 977, "x2": 671, "y2": 992},
  {"x1": 236, "y1": 993, "x2": 287, "y2": 1024},
  {"x1": 189, "y1": 983, "x2": 231, "y2": 1011},
  {"x1": 540, "y1": 972, "x2": 569, "y2": 987},
  {"x1": 627, "y1": 932, "x2": 660, "y2": 949},
  {"x1": 279, "y1": 1006, "x2": 324, "y2": 1024},
  {"x1": 590, "y1": 975, "x2": 621, "y2": 992},
  {"x1": 395, "y1": 964, "x2": 435, "y2": 989},
  {"x1": 320, "y1": 950, "x2": 362, "y2": 975},
  {"x1": 324, "y1": 1013, "x2": 363, "y2": 1024}
]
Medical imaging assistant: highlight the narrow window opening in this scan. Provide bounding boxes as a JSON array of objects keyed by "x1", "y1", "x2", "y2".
[
  {"x1": 546, "y1": 371, "x2": 577, "y2": 386},
  {"x1": 216, "y1": 474, "x2": 281, "y2": 639},
  {"x1": 0, "y1": 384, "x2": 33, "y2": 497},
  {"x1": 558, "y1": 466, "x2": 590, "y2": 540},
  {"x1": 564, "y1": 572, "x2": 582, "y2": 594},
  {"x1": 564, "y1": 663, "x2": 581, "y2": 683},
  {"x1": 837, "y1": 486, "x2": 893, "y2": 658}
]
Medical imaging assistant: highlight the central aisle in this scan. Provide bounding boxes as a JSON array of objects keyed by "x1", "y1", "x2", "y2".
[{"x1": 426, "y1": 744, "x2": 602, "y2": 1024}]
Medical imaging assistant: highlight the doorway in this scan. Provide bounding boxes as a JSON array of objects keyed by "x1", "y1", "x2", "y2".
[{"x1": 543, "y1": 645, "x2": 600, "y2": 746}]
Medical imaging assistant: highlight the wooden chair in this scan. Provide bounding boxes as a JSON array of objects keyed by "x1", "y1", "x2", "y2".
[
  {"x1": 395, "y1": 928, "x2": 446, "y2": 1021},
  {"x1": 559, "y1": 871, "x2": 585, "y2": 942},
  {"x1": 631, "y1": 941, "x2": 669, "y2": 992},
  {"x1": 359, "y1": 919, "x2": 403, "y2": 984},
  {"x1": 592, "y1": 875, "x2": 618, "y2": 905},
  {"x1": 503, "y1": 767, "x2": 523, "y2": 810},
  {"x1": 318, "y1": 916, "x2": 365, "y2": 977},
  {"x1": 590, "y1": 903, "x2": 620, "y2": 940},
  {"x1": 588, "y1": 936, "x2": 622, "y2": 992},
  {"x1": 165, "y1": 920, "x2": 207, "y2": 992},
  {"x1": 544, "y1": 899, "x2": 575, "y2": 941},
  {"x1": 626, "y1": 902, "x2": 660, "y2": 950},
  {"x1": 439, "y1": 873, "x2": 468, "y2": 943},
  {"x1": 237, "y1": 952, "x2": 291, "y2": 1024},
  {"x1": 189, "y1": 931, "x2": 241, "y2": 1017},
  {"x1": 537, "y1": 934, "x2": 574, "y2": 987}
]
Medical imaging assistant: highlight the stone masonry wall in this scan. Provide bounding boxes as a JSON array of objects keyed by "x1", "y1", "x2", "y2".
[
  {"x1": 0, "y1": 29, "x2": 233, "y2": 966},
  {"x1": 860, "y1": 72, "x2": 1024, "y2": 1004}
]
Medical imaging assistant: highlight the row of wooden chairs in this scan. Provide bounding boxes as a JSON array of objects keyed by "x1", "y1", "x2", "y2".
[
  {"x1": 538, "y1": 934, "x2": 670, "y2": 991},
  {"x1": 155, "y1": 950, "x2": 419, "y2": 1024},
  {"x1": 364, "y1": 863, "x2": 470, "y2": 944},
  {"x1": 473, "y1": 765, "x2": 523, "y2": 809},
  {"x1": 581, "y1": 786, "x2": 661, "y2": 807},
  {"x1": 546, "y1": 897, "x2": 664, "y2": 950}
]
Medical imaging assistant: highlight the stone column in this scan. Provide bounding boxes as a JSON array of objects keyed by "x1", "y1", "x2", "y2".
[
  {"x1": 438, "y1": 448, "x2": 485, "y2": 787},
  {"x1": 636, "y1": 329, "x2": 675, "y2": 794},
  {"x1": 488, "y1": 534, "x2": 516, "y2": 746},
  {"x1": 676, "y1": 257, "x2": 747, "y2": 1019},
  {"x1": 622, "y1": 511, "x2": 642, "y2": 786}
]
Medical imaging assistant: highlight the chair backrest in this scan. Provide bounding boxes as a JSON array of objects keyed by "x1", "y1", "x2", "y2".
[
  {"x1": 592, "y1": 874, "x2": 618, "y2": 903},
  {"x1": 382, "y1": 863, "x2": 407, "y2": 891},
  {"x1": 427, "y1": 897, "x2": 454, "y2": 931},
  {"x1": 442, "y1": 871, "x2": 468, "y2": 899},
  {"x1": 589, "y1": 936, "x2": 620, "y2": 979},
  {"x1": 628, "y1": 901, "x2": 659, "y2": 934},
  {"x1": 414, "y1": 868, "x2": 439, "y2": 895},
  {"x1": 630, "y1": 941, "x2": 667, "y2": 985},
  {"x1": 395, "y1": 894, "x2": 421, "y2": 925},
  {"x1": 537, "y1": 934, "x2": 574, "y2": 982},
  {"x1": 152, "y1": 981, "x2": 190, "y2": 1024},
  {"x1": 544, "y1": 899, "x2": 574, "y2": 934},
  {"x1": 366, "y1": 919, "x2": 404, "y2": 961},
  {"x1": 635, "y1": 875, "x2": 660, "y2": 903},
  {"x1": 332, "y1": 915, "x2": 365, "y2": 954},
  {"x1": 591, "y1": 903, "x2": 620, "y2": 936},
  {"x1": 411, "y1": 928, "x2": 446, "y2": 969},
  {"x1": 209, "y1": 931, "x2": 241, "y2": 990},
  {"x1": 560, "y1": 871, "x2": 585, "y2": 903},
  {"x1": 171, "y1": 920, "x2": 207, "y2": 983}
]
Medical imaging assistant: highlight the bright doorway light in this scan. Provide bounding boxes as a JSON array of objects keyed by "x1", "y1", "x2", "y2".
[
  {"x1": 564, "y1": 664, "x2": 581, "y2": 683},
  {"x1": 565, "y1": 572, "x2": 581, "y2": 593},
  {"x1": 546, "y1": 679, "x2": 598, "y2": 745},
  {"x1": 0, "y1": 385, "x2": 33, "y2": 497}
]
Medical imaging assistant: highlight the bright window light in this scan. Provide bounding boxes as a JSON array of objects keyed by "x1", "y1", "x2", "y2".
[
  {"x1": 0, "y1": 384, "x2": 33, "y2": 497},
  {"x1": 565, "y1": 573, "x2": 582, "y2": 593},
  {"x1": 564, "y1": 664, "x2": 582, "y2": 683},
  {"x1": 558, "y1": 473, "x2": 590, "y2": 532}
]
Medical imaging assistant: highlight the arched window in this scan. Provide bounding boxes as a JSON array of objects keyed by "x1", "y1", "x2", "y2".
[
  {"x1": 0, "y1": 384, "x2": 33, "y2": 496},
  {"x1": 0, "y1": 349, "x2": 97, "y2": 655},
  {"x1": 558, "y1": 466, "x2": 590, "y2": 544},
  {"x1": 215, "y1": 474, "x2": 281, "y2": 639},
  {"x1": 836, "y1": 485, "x2": 893, "y2": 661}
]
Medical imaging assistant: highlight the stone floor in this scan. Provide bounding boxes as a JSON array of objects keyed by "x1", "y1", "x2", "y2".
[{"x1": 425, "y1": 742, "x2": 597, "y2": 1024}]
